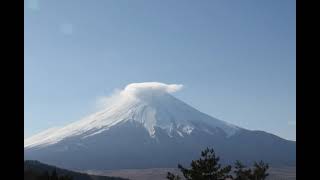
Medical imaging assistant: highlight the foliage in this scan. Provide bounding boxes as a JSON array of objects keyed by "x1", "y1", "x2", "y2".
[
  {"x1": 167, "y1": 148, "x2": 232, "y2": 180},
  {"x1": 251, "y1": 161, "x2": 269, "y2": 180},
  {"x1": 167, "y1": 172, "x2": 182, "y2": 180},
  {"x1": 24, "y1": 168, "x2": 73, "y2": 180},
  {"x1": 24, "y1": 160, "x2": 128, "y2": 180},
  {"x1": 233, "y1": 160, "x2": 252, "y2": 180},
  {"x1": 167, "y1": 147, "x2": 269, "y2": 180},
  {"x1": 233, "y1": 160, "x2": 269, "y2": 180}
]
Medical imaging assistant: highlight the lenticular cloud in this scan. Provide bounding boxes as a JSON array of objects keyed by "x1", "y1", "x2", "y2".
[
  {"x1": 97, "y1": 82, "x2": 183, "y2": 109},
  {"x1": 122, "y1": 82, "x2": 183, "y2": 98}
]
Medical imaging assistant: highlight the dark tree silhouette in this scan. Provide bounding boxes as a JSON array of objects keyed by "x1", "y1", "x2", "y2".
[
  {"x1": 32, "y1": 169, "x2": 74, "y2": 180},
  {"x1": 167, "y1": 147, "x2": 232, "y2": 180},
  {"x1": 233, "y1": 160, "x2": 252, "y2": 180},
  {"x1": 233, "y1": 160, "x2": 269, "y2": 180},
  {"x1": 167, "y1": 172, "x2": 182, "y2": 180},
  {"x1": 251, "y1": 161, "x2": 269, "y2": 180},
  {"x1": 167, "y1": 147, "x2": 269, "y2": 180},
  {"x1": 51, "y1": 169, "x2": 58, "y2": 180},
  {"x1": 37, "y1": 171, "x2": 49, "y2": 180}
]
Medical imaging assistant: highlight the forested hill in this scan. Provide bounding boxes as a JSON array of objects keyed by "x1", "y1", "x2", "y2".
[{"x1": 24, "y1": 160, "x2": 128, "y2": 180}]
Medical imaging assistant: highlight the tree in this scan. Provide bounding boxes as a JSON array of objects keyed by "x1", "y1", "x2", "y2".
[
  {"x1": 167, "y1": 147, "x2": 232, "y2": 180},
  {"x1": 167, "y1": 172, "x2": 182, "y2": 180},
  {"x1": 251, "y1": 161, "x2": 269, "y2": 180},
  {"x1": 233, "y1": 160, "x2": 269, "y2": 180},
  {"x1": 167, "y1": 147, "x2": 270, "y2": 180},
  {"x1": 59, "y1": 175, "x2": 73, "y2": 180},
  {"x1": 36, "y1": 171, "x2": 50, "y2": 180},
  {"x1": 233, "y1": 160, "x2": 252, "y2": 180},
  {"x1": 51, "y1": 169, "x2": 59, "y2": 180}
]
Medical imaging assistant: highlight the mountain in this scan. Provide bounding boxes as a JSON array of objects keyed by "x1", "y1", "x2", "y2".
[
  {"x1": 24, "y1": 160, "x2": 128, "y2": 180},
  {"x1": 24, "y1": 82, "x2": 295, "y2": 170}
]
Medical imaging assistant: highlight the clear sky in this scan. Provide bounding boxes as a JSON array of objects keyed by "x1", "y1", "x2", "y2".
[{"x1": 24, "y1": 0, "x2": 296, "y2": 140}]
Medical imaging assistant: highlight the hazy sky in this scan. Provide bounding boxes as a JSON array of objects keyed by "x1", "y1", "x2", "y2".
[{"x1": 24, "y1": 0, "x2": 296, "y2": 140}]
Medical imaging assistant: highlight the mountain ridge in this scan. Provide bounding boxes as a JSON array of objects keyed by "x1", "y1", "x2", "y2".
[{"x1": 25, "y1": 83, "x2": 240, "y2": 149}]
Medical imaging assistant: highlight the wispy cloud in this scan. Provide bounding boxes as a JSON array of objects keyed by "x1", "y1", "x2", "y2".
[
  {"x1": 95, "y1": 89, "x2": 122, "y2": 110},
  {"x1": 95, "y1": 82, "x2": 183, "y2": 110}
]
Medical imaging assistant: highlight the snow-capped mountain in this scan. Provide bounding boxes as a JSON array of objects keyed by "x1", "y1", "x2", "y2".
[{"x1": 24, "y1": 82, "x2": 295, "y2": 170}]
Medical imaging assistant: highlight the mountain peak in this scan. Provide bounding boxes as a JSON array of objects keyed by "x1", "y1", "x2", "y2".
[
  {"x1": 25, "y1": 82, "x2": 239, "y2": 149},
  {"x1": 24, "y1": 82, "x2": 295, "y2": 169}
]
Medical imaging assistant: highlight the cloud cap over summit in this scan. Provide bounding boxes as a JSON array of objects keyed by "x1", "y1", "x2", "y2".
[{"x1": 121, "y1": 82, "x2": 183, "y2": 99}]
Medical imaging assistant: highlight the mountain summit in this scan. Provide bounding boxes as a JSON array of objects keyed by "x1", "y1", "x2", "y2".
[
  {"x1": 25, "y1": 82, "x2": 295, "y2": 170},
  {"x1": 25, "y1": 82, "x2": 239, "y2": 149}
]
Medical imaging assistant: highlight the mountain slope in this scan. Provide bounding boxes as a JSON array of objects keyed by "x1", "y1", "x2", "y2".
[{"x1": 24, "y1": 82, "x2": 295, "y2": 170}]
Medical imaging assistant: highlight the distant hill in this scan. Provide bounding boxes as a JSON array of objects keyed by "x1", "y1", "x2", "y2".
[{"x1": 24, "y1": 160, "x2": 128, "y2": 180}]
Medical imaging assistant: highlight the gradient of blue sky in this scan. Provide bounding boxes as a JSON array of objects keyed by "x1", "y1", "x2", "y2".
[{"x1": 24, "y1": 0, "x2": 296, "y2": 140}]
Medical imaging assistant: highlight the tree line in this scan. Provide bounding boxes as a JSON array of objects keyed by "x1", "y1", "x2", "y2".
[
  {"x1": 25, "y1": 169, "x2": 73, "y2": 180},
  {"x1": 167, "y1": 147, "x2": 269, "y2": 180}
]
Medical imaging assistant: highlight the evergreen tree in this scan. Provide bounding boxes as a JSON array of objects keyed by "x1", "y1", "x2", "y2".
[
  {"x1": 167, "y1": 172, "x2": 182, "y2": 180},
  {"x1": 233, "y1": 160, "x2": 269, "y2": 180},
  {"x1": 167, "y1": 147, "x2": 270, "y2": 180},
  {"x1": 59, "y1": 175, "x2": 73, "y2": 180},
  {"x1": 51, "y1": 169, "x2": 59, "y2": 180},
  {"x1": 36, "y1": 171, "x2": 50, "y2": 180},
  {"x1": 167, "y1": 147, "x2": 232, "y2": 180},
  {"x1": 233, "y1": 160, "x2": 252, "y2": 180},
  {"x1": 251, "y1": 161, "x2": 269, "y2": 180}
]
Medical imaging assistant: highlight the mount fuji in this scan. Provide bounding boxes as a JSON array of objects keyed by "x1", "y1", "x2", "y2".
[{"x1": 24, "y1": 82, "x2": 295, "y2": 170}]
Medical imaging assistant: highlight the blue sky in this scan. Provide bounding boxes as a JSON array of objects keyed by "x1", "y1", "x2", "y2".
[{"x1": 24, "y1": 0, "x2": 296, "y2": 140}]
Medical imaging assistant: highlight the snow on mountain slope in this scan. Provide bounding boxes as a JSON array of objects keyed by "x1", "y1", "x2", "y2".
[
  {"x1": 25, "y1": 82, "x2": 240, "y2": 149},
  {"x1": 25, "y1": 82, "x2": 296, "y2": 169}
]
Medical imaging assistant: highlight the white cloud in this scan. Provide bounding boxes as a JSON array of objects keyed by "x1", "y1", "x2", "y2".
[
  {"x1": 122, "y1": 82, "x2": 183, "y2": 97},
  {"x1": 96, "y1": 82, "x2": 183, "y2": 110},
  {"x1": 95, "y1": 89, "x2": 122, "y2": 110}
]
